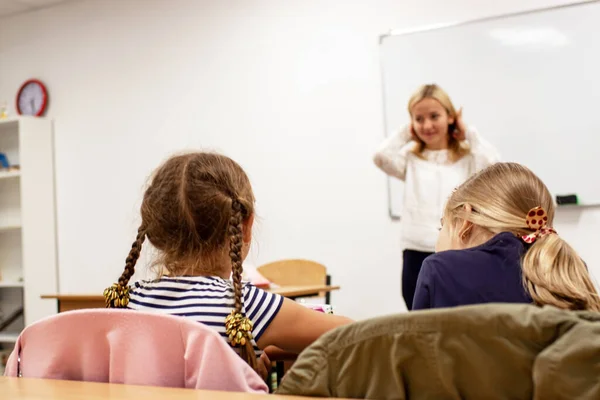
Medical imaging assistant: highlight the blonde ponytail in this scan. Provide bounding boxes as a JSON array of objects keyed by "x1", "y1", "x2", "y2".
[
  {"x1": 522, "y1": 234, "x2": 600, "y2": 311},
  {"x1": 446, "y1": 162, "x2": 600, "y2": 312}
]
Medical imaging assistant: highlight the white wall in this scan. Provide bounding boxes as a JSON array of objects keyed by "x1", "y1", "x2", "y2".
[{"x1": 0, "y1": 0, "x2": 590, "y2": 320}]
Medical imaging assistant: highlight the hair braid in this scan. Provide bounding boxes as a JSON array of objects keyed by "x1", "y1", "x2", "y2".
[
  {"x1": 225, "y1": 199, "x2": 258, "y2": 371},
  {"x1": 103, "y1": 226, "x2": 146, "y2": 308},
  {"x1": 230, "y1": 201, "x2": 244, "y2": 312}
]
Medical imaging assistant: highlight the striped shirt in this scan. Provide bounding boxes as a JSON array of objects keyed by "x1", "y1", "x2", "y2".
[{"x1": 127, "y1": 276, "x2": 284, "y2": 358}]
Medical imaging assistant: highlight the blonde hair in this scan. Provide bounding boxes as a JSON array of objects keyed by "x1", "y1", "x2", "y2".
[
  {"x1": 408, "y1": 84, "x2": 469, "y2": 162},
  {"x1": 445, "y1": 162, "x2": 600, "y2": 311}
]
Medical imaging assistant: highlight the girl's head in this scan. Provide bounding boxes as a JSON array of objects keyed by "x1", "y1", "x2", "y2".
[
  {"x1": 437, "y1": 162, "x2": 600, "y2": 311},
  {"x1": 104, "y1": 152, "x2": 259, "y2": 369},
  {"x1": 408, "y1": 84, "x2": 468, "y2": 160}
]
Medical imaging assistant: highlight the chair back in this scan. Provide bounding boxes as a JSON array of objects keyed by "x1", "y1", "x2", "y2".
[
  {"x1": 257, "y1": 259, "x2": 327, "y2": 286},
  {"x1": 4, "y1": 308, "x2": 267, "y2": 393}
]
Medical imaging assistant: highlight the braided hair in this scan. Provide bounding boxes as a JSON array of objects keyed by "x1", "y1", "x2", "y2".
[
  {"x1": 103, "y1": 152, "x2": 258, "y2": 370},
  {"x1": 103, "y1": 226, "x2": 145, "y2": 307},
  {"x1": 225, "y1": 199, "x2": 258, "y2": 370}
]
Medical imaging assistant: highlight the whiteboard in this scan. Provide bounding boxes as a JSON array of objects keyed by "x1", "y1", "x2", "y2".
[{"x1": 379, "y1": 0, "x2": 600, "y2": 219}]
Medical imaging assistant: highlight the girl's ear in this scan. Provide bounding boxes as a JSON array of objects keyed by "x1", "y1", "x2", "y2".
[
  {"x1": 242, "y1": 213, "x2": 254, "y2": 244},
  {"x1": 457, "y1": 204, "x2": 473, "y2": 242},
  {"x1": 458, "y1": 220, "x2": 473, "y2": 243}
]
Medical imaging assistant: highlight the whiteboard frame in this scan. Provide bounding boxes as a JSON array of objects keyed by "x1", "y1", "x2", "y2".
[{"x1": 377, "y1": 0, "x2": 599, "y2": 220}]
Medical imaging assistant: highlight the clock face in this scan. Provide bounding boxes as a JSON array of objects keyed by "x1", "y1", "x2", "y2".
[{"x1": 17, "y1": 80, "x2": 48, "y2": 116}]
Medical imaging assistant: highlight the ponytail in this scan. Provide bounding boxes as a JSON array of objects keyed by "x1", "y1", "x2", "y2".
[
  {"x1": 522, "y1": 234, "x2": 600, "y2": 311},
  {"x1": 445, "y1": 163, "x2": 600, "y2": 312}
]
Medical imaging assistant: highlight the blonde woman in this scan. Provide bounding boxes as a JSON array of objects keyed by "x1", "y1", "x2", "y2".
[
  {"x1": 413, "y1": 162, "x2": 600, "y2": 312},
  {"x1": 374, "y1": 84, "x2": 499, "y2": 310}
]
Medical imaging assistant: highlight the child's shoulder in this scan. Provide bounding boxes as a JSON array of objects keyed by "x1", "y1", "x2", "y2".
[
  {"x1": 130, "y1": 276, "x2": 275, "y2": 297},
  {"x1": 420, "y1": 249, "x2": 491, "y2": 288},
  {"x1": 241, "y1": 281, "x2": 279, "y2": 297},
  {"x1": 131, "y1": 275, "x2": 232, "y2": 290},
  {"x1": 425, "y1": 246, "x2": 493, "y2": 271},
  {"x1": 425, "y1": 232, "x2": 523, "y2": 272},
  {"x1": 424, "y1": 250, "x2": 476, "y2": 271}
]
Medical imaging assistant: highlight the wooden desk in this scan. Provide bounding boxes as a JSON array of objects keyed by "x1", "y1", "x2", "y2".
[
  {"x1": 269, "y1": 284, "x2": 340, "y2": 298},
  {"x1": 42, "y1": 285, "x2": 340, "y2": 313},
  {"x1": 0, "y1": 377, "x2": 345, "y2": 399},
  {"x1": 40, "y1": 295, "x2": 105, "y2": 312}
]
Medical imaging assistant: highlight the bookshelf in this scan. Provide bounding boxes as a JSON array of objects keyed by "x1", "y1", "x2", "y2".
[{"x1": 0, "y1": 117, "x2": 58, "y2": 349}]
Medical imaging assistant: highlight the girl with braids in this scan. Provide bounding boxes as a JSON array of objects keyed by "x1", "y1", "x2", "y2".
[
  {"x1": 413, "y1": 162, "x2": 600, "y2": 311},
  {"x1": 104, "y1": 152, "x2": 352, "y2": 377}
]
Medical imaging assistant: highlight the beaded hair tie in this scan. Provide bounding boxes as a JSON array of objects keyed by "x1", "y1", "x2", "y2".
[
  {"x1": 225, "y1": 311, "x2": 253, "y2": 346},
  {"x1": 103, "y1": 283, "x2": 130, "y2": 308}
]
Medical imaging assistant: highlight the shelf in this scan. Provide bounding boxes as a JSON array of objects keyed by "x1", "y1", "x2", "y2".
[
  {"x1": 0, "y1": 116, "x2": 56, "y2": 328},
  {"x1": 0, "y1": 332, "x2": 19, "y2": 343},
  {"x1": 0, "y1": 282, "x2": 23, "y2": 288},
  {"x1": 0, "y1": 116, "x2": 44, "y2": 126},
  {"x1": 0, "y1": 118, "x2": 18, "y2": 133},
  {"x1": 0, "y1": 117, "x2": 19, "y2": 124},
  {"x1": 0, "y1": 225, "x2": 21, "y2": 232},
  {"x1": 0, "y1": 170, "x2": 20, "y2": 180},
  {"x1": 0, "y1": 117, "x2": 18, "y2": 125}
]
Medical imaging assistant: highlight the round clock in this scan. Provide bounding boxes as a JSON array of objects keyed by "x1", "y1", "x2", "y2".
[{"x1": 16, "y1": 79, "x2": 48, "y2": 116}]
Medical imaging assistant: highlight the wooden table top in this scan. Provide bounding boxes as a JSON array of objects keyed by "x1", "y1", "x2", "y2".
[
  {"x1": 1, "y1": 377, "x2": 341, "y2": 399},
  {"x1": 267, "y1": 284, "x2": 340, "y2": 297},
  {"x1": 40, "y1": 294, "x2": 104, "y2": 301},
  {"x1": 41, "y1": 284, "x2": 340, "y2": 301}
]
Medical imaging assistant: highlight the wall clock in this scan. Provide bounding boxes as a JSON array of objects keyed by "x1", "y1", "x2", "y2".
[{"x1": 16, "y1": 79, "x2": 48, "y2": 116}]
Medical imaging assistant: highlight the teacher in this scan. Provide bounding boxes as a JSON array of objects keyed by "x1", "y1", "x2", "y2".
[{"x1": 374, "y1": 84, "x2": 499, "y2": 310}]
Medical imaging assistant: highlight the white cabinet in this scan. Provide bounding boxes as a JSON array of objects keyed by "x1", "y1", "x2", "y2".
[{"x1": 0, "y1": 117, "x2": 58, "y2": 349}]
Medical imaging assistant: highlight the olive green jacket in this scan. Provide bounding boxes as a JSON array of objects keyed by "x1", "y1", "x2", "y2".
[{"x1": 277, "y1": 304, "x2": 600, "y2": 399}]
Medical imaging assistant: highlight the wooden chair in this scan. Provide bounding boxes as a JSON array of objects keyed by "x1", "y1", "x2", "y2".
[
  {"x1": 257, "y1": 259, "x2": 332, "y2": 388},
  {"x1": 257, "y1": 259, "x2": 332, "y2": 304}
]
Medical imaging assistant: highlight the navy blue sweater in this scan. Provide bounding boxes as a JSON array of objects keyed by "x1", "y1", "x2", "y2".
[{"x1": 412, "y1": 232, "x2": 532, "y2": 310}]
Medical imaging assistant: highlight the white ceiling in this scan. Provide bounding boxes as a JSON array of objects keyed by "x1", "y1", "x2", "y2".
[{"x1": 0, "y1": 0, "x2": 76, "y2": 18}]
